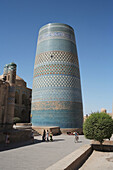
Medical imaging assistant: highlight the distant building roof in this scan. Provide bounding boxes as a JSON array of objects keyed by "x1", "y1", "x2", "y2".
[{"x1": 0, "y1": 74, "x2": 24, "y2": 81}]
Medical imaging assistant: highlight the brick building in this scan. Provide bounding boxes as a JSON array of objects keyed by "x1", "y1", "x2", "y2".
[{"x1": 0, "y1": 63, "x2": 31, "y2": 130}]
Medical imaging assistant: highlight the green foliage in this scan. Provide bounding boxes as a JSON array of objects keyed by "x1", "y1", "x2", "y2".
[
  {"x1": 13, "y1": 117, "x2": 21, "y2": 124},
  {"x1": 83, "y1": 112, "x2": 113, "y2": 144}
]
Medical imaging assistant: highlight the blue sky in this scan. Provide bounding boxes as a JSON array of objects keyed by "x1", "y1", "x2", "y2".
[{"x1": 0, "y1": 0, "x2": 113, "y2": 114}]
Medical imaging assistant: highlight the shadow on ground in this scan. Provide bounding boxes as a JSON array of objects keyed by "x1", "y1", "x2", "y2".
[
  {"x1": 0, "y1": 138, "x2": 65, "y2": 152},
  {"x1": 52, "y1": 139, "x2": 65, "y2": 142},
  {"x1": 0, "y1": 139, "x2": 41, "y2": 152},
  {"x1": 75, "y1": 141, "x2": 82, "y2": 143}
]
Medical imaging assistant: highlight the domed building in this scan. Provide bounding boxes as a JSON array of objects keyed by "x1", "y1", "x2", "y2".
[{"x1": 0, "y1": 63, "x2": 31, "y2": 130}]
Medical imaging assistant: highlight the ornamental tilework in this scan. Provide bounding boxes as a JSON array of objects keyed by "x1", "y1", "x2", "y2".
[
  {"x1": 34, "y1": 63, "x2": 80, "y2": 78},
  {"x1": 9, "y1": 86, "x2": 15, "y2": 92},
  {"x1": 38, "y1": 31, "x2": 75, "y2": 44},
  {"x1": 33, "y1": 75, "x2": 80, "y2": 89},
  {"x1": 40, "y1": 24, "x2": 74, "y2": 33},
  {"x1": 32, "y1": 23, "x2": 83, "y2": 128},
  {"x1": 8, "y1": 97, "x2": 15, "y2": 104},
  {"x1": 32, "y1": 101, "x2": 82, "y2": 111},
  {"x1": 35, "y1": 51, "x2": 79, "y2": 66},
  {"x1": 32, "y1": 88, "x2": 82, "y2": 102},
  {"x1": 32, "y1": 110, "x2": 83, "y2": 128}
]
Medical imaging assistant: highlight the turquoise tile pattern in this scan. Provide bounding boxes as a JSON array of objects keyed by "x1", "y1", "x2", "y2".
[{"x1": 32, "y1": 23, "x2": 83, "y2": 128}]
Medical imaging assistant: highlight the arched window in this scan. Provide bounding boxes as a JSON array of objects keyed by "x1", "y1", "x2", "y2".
[{"x1": 15, "y1": 92, "x2": 19, "y2": 104}]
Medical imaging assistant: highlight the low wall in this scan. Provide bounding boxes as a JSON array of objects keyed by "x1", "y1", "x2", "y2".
[
  {"x1": 32, "y1": 126, "x2": 61, "y2": 135},
  {"x1": 16, "y1": 123, "x2": 32, "y2": 126},
  {"x1": 0, "y1": 129, "x2": 32, "y2": 144},
  {"x1": 60, "y1": 128, "x2": 83, "y2": 135},
  {"x1": 15, "y1": 123, "x2": 32, "y2": 130},
  {"x1": 92, "y1": 140, "x2": 113, "y2": 151},
  {"x1": 32, "y1": 127, "x2": 83, "y2": 135},
  {"x1": 46, "y1": 145, "x2": 92, "y2": 170}
]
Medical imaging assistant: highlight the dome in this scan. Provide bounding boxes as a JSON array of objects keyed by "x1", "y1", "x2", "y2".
[
  {"x1": 8, "y1": 62, "x2": 17, "y2": 67},
  {"x1": 16, "y1": 75, "x2": 26, "y2": 87},
  {"x1": 0, "y1": 74, "x2": 24, "y2": 81},
  {"x1": 16, "y1": 75, "x2": 24, "y2": 81},
  {"x1": 0, "y1": 74, "x2": 26, "y2": 86}
]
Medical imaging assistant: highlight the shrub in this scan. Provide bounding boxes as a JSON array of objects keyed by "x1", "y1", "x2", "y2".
[{"x1": 83, "y1": 112, "x2": 113, "y2": 144}]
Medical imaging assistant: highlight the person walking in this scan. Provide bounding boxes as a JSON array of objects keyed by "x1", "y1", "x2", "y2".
[
  {"x1": 50, "y1": 131, "x2": 53, "y2": 141},
  {"x1": 42, "y1": 129, "x2": 46, "y2": 141},
  {"x1": 46, "y1": 130, "x2": 49, "y2": 141},
  {"x1": 74, "y1": 131, "x2": 79, "y2": 143}
]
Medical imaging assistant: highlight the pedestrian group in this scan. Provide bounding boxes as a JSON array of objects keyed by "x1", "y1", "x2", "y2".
[{"x1": 42, "y1": 129, "x2": 53, "y2": 142}]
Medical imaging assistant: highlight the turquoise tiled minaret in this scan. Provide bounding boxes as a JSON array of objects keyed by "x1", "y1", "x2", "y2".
[{"x1": 32, "y1": 23, "x2": 83, "y2": 128}]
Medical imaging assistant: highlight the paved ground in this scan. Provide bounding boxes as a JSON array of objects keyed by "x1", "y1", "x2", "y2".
[
  {"x1": 80, "y1": 135, "x2": 113, "y2": 170},
  {"x1": 0, "y1": 135, "x2": 90, "y2": 170},
  {"x1": 80, "y1": 151, "x2": 113, "y2": 170}
]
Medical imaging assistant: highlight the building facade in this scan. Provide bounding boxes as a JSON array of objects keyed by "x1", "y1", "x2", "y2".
[
  {"x1": 0, "y1": 63, "x2": 31, "y2": 129},
  {"x1": 32, "y1": 23, "x2": 83, "y2": 129}
]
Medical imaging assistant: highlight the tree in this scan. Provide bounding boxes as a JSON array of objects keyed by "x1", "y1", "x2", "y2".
[{"x1": 83, "y1": 112, "x2": 113, "y2": 144}]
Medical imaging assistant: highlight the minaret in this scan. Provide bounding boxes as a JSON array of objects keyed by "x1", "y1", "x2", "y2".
[
  {"x1": 32, "y1": 23, "x2": 83, "y2": 131},
  {"x1": 6, "y1": 63, "x2": 17, "y2": 128}
]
